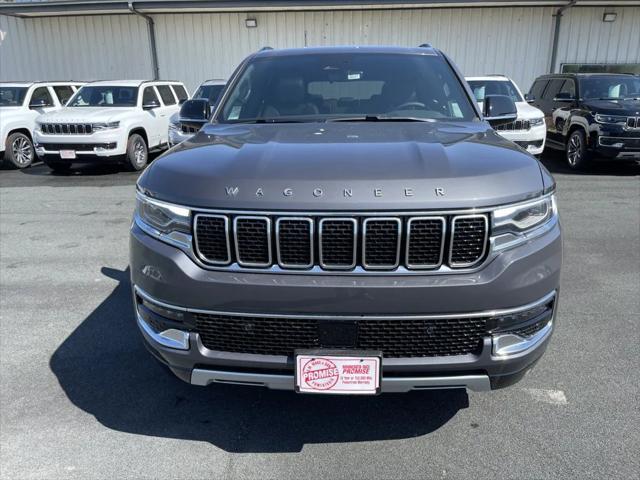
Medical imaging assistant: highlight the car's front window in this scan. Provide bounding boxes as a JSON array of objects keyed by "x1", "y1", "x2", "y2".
[
  {"x1": 467, "y1": 80, "x2": 523, "y2": 103},
  {"x1": 68, "y1": 86, "x2": 139, "y2": 107},
  {"x1": 194, "y1": 84, "x2": 225, "y2": 104},
  {"x1": 580, "y1": 76, "x2": 640, "y2": 100},
  {"x1": 0, "y1": 86, "x2": 28, "y2": 106},
  {"x1": 218, "y1": 53, "x2": 477, "y2": 123}
]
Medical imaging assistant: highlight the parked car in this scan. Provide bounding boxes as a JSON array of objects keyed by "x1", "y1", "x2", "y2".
[
  {"x1": 131, "y1": 45, "x2": 561, "y2": 395},
  {"x1": 466, "y1": 75, "x2": 546, "y2": 156},
  {"x1": 0, "y1": 81, "x2": 83, "y2": 168},
  {"x1": 527, "y1": 73, "x2": 640, "y2": 169},
  {"x1": 168, "y1": 79, "x2": 225, "y2": 146},
  {"x1": 34, "y1": 80, "x2": 188, "y2": 172}
]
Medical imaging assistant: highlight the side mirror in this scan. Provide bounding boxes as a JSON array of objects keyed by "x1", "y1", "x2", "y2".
[
  {"x1": 553, "y1": 92, "x2": 574, "y2": 102},
  {"x1": 142, "y1": 99, "x2": 160, "y2": 110},
  {"x1": 524, "y1": 93, "x2": 535, "y2": 103},
  {"x1": 483, "y1": 94, "x2": 517, "y2": 127},
  {"x1": 180, "y1": 99, "x2": 210, "y2": 121},
  {"x1": 29, "y1": 99, "x2": 50, "y2": 109}
]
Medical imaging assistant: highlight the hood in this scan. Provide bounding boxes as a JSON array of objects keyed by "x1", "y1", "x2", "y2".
[
  {"x1": 139, "y1": 122, "x2": 545, "y2": 211},
  {"x1": 37, "y1": 107, "x2": 133, "y2": 123},
  {"x1": 582, "y1": 98, "x2": 640, "y2": 116},
  {"x1": 515, "y1": 102, "x2": 544, "y2": 119}
]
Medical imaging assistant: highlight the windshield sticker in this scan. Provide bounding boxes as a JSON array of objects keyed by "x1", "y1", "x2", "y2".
[{"x1": 228, "y1": 106, "x2": 242, "y2": 120}]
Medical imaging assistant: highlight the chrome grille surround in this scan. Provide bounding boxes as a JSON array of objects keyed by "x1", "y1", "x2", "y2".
[
  {"x1": 233, "y1": 216, "x2": 272, "y2": 268},
  {"x1": 449, "y1": 214, "x2": 489, "y2": 268},
  {"x1": 362, "y1": 217, "x2": 402, "y2": 270},
  {"x1": 275, "y1": 217, "x2": 314, "y2": 269},
  {"x1": 318, "y1": 218, "x2": 358, "y2": 270},
  {"x1": 193, "y1": 214, "x2": 231, "y2": 265}
]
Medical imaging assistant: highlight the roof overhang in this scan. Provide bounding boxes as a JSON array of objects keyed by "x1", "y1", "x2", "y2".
[{"x1": 2, "y1": 0, "x2": 639, "y2": 18}]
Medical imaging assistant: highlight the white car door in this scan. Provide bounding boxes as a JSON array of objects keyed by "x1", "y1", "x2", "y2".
[
  {"x1": 154, "y1": 84, "x2": 180, "y2": 145},
  {"x1": 140, "y1": 86, "x2": 165, "y2": 148}
]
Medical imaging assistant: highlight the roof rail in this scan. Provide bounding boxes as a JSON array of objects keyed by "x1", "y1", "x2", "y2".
[
  {"x1": 259, "y1": 46, "x2": 273, "y2": 52},
  {"x1": 418, "y1": 43, "x2": 432, "y2": 48}
]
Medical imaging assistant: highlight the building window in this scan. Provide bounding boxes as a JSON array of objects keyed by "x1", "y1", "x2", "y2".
[{"x1": 561, "y1": 63, "x2": 640, "y2": 75}]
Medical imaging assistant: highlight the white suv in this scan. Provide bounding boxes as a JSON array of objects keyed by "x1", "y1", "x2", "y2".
[
  {"x1": 466, "y1": 75, "x2": 546, "y2": 156},
  {"x1": 34, "y1": 80, "x2": 188, "y2": 172},
  {"x1": 1, "y1": 81, "x2": 83, "y2": 168}
]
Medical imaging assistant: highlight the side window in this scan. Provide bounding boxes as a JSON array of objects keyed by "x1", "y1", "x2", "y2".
[
  {"x1": 30, "y1": 87, "x2": 54, "y2": 106},
  {"x1": 530, "y1": 79, "x2": 548, "y2": 100},
  {"x1": 543, "y1": 79, "x2": 564, "y2": 100},
  {"x1": 52, "y1": 86, "x2": 75, "y2": 105},
  {"x1": 157, "y1": 85, "x2": 176, "y2": 106},
  {"x1": 142, "y1": 87, "x2": 160, "y2": 106},
  {"x1": 558, "y1": 79, "x2": 576, "y2": 98},
  {"x1": 172, "y1": 85, "x2": 188, "y2": 103}
]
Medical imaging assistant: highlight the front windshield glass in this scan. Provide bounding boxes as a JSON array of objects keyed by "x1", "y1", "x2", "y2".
[
  {"x1": 194, "y1": 84, "x2": 225, "y2": 104},
  {"x1": 0, "y1": 86, "x2": 28, "y2": 106},
  {"x1": 579, "y1": 76, "x2": 640, "y2": 100},
  {"x1": 467, "y1": 80, "x2": 523, "y2": 103},
  {"x1": 68, "y1": 86, "x2": 139, "y2": 107},
  {"x1": 219, "y1": 53, "x2": 477, "y2": 123}
]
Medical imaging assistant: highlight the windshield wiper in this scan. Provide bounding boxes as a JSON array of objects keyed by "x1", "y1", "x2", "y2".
[{"x1": 327, "y1": 115, "x2": 432, "y2": 122}]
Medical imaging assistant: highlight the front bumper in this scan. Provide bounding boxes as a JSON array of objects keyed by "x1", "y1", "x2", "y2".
[
  {"x1": 130, "y1": 217, "x2": 562, "y2": 392},
  {"x1": 497, "y1": 124, "x2": 547, "y2": 155},
  {"x1": 595, "y1": 135, "x2": 640, "y2": 159},
  {"x1": 168, "y1": 127, "x2": 193, "y2": 146},
  {"x1": 34, "y1": 130, "x2": 126, "y2": 159}
]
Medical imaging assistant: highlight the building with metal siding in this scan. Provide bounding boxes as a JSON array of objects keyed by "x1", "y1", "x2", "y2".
[{"x1": 1, "y1": 1, "x2": 639, "y2": 94}]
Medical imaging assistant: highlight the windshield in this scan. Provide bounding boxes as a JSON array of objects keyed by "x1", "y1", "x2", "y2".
[
  {"x1": 193, "y1": 84, "x2": 225, "y2": 104},
  {"x1": 579, "y1": 76, "x2": 640, "y2": 100},
  {"x1": 0, "y1": 86, "x2": 28, "y2": 107},
  {"x1": 68, "y1": 86, "x2": 139, "y2": 107},
  {"x1": 218, "y1": 53, "x2": 477, "y2": 123},
  {"x1": 467, "y1": 80, "x2": 523, "y2": 103}
]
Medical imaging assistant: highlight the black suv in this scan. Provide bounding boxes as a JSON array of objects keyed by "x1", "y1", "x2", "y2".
[{"x1": 527, "y1": 73, "x2": 640, "y2": 169}]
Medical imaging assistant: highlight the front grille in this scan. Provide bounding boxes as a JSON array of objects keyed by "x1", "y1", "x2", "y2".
[
  {"x1": 599, "y1": 136, "x2": 640, "y2": 149},
  {"x1": 495, "y1": 119, "x2": 530, "y2": 131},
  {"x1": 511, "y1": 317, "x2": 551, "y2": 337},
  {"x1": 234, "y1": 217, "x2": 271, "y2": 267},
  {"x1": 194, "y1": 313, "x2": 487, "y2": 358},
  {"x1": 450, "y1": 216, "x2": 488, "y2": 267},
  {"x1": 41, "y1": 123, "x2": 93, "y2": 135},
  {"x1": 514, "y1": 139, "x2": 544, "y2": 149},
  {"x1": 363, "y1": 218, "x2": 401, "y2": 268},
  {"x1": 181, "y1": 124, "x2": 200, "y2": 134},
  {"x1": 194, "y1": 213, "x2": 489, "y2": 272}
]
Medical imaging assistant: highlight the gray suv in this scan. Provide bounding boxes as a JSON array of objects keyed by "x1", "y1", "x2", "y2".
[{"x1": 130, "y1": 46, "x2": 561, "y2": 395}]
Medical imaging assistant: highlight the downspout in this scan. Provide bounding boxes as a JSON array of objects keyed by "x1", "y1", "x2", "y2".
[
  {"x1": 128, "y1": 1, "x2": 159, "y2": 80},
  {"x1": 549, "y1": 0, "x2": 577, "y2": 74}
]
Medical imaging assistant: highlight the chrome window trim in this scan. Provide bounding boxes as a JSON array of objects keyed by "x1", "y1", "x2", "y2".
[
  {"x1": 362, "y1": 217, "x2": 402, "y2": 270},
  {"x1": 193, "y1": 213, "x2": 231, "y2": 266},
  {"x1": 275, "y1": 217, "x2": 314, "y2": 269},
  {"x1": 449, "y1": 214, "x2": 489, "y2": 268},
  {"x1": 233, "y1": 215, "x2": 272, "y2": 268},
  {"x1": 134, "y1": 284, "x2": 556, "y2": 321},
  {"x1": 405, "y1": 216, "x2": 446, "y2": 269},
  {"x1": 319, "y1": 217, "x2": 358, "y2": 270}
]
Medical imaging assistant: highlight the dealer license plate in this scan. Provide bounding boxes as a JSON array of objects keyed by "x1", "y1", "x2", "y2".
[
  {"x1": 60, "y1": 150, "x2": 76, "y2": 159},
  {"x1": 295, "y1": 351, "x2": 381, "y2": 395}
]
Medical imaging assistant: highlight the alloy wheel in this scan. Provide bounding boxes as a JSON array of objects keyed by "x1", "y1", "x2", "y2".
[
  {"x1": 134, "y1": 140, "x2": 146, "y2": 167},
  {"x1": 567, "y1": 134, "x2": 581, "y2": 167},
  {"x1": 12, "y1": 136, "x2": 33, "y2": 166}
]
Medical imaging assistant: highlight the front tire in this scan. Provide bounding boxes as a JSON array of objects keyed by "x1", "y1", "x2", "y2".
[
  {"x1": 566, "y1": 130, "x2": 590, "y2": 170},
  {"x1": 4, "y1": 132, "x2": 35, "y2": 169},
  {"x1": 125, "y1": 134, "x2": 148, "y2": 171}
]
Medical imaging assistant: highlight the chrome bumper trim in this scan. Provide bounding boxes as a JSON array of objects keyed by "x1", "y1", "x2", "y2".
[
  {"x1": 137, "y1": 314, "x2": 189, "y2": 350},
  {"x1": 492, "y1": 321, "x2": 553, "y2": 357},
  {"x1": 190, "y1": 369, "x2": 491, "y2": 392}
]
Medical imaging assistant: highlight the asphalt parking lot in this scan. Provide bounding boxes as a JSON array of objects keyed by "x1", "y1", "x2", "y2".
[{"x1": 1, "y1": 153, "x2": 638, "y2": 479}]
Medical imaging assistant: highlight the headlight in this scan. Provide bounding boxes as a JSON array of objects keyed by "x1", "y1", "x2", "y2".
[
  {"x1": 595, "y1": 114, "x2": 627, "y2": 124},
  {"x1": 135, "y1": 192, "x2": 192, "y2": 248},
  {"x1": 492, "y1": 194, "x2": 557, "y2": 247},
  {"x1": 529, "y1": 117, "x2": 544, "y2": 127},
  {"x1": 92, "y1": 121, "x2": 120, "y2": 131}
]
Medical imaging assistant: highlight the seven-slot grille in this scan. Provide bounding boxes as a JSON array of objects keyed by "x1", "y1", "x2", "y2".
[
  {"x1": 194, "y1": 313, "x2": 487, "y2": 358},
  {"x1": 194, "y1": 213, "x2": 489, "y2": 271},
  {"x1": 495, "y1": 119, "x2": 530, "y2": 131},
  {"x1": 40, "y1": 123, "x2": 93, "y2": 135},
  {"x1": 181, "y1": 124, "x2": 200, "y2": 134}
]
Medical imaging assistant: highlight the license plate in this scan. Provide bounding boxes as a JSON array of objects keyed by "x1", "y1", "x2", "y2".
[
  {"x1": 60, "y1": 150, "x2": 76, "y2": 159},
  {"x1": 295, "y1": 351, "x2": 381, "y2": 395}
]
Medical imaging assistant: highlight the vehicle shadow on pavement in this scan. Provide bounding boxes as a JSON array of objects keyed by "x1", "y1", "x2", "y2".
[{"x1": 49, "y1": 266, "x2": 469, "y2": 453}]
